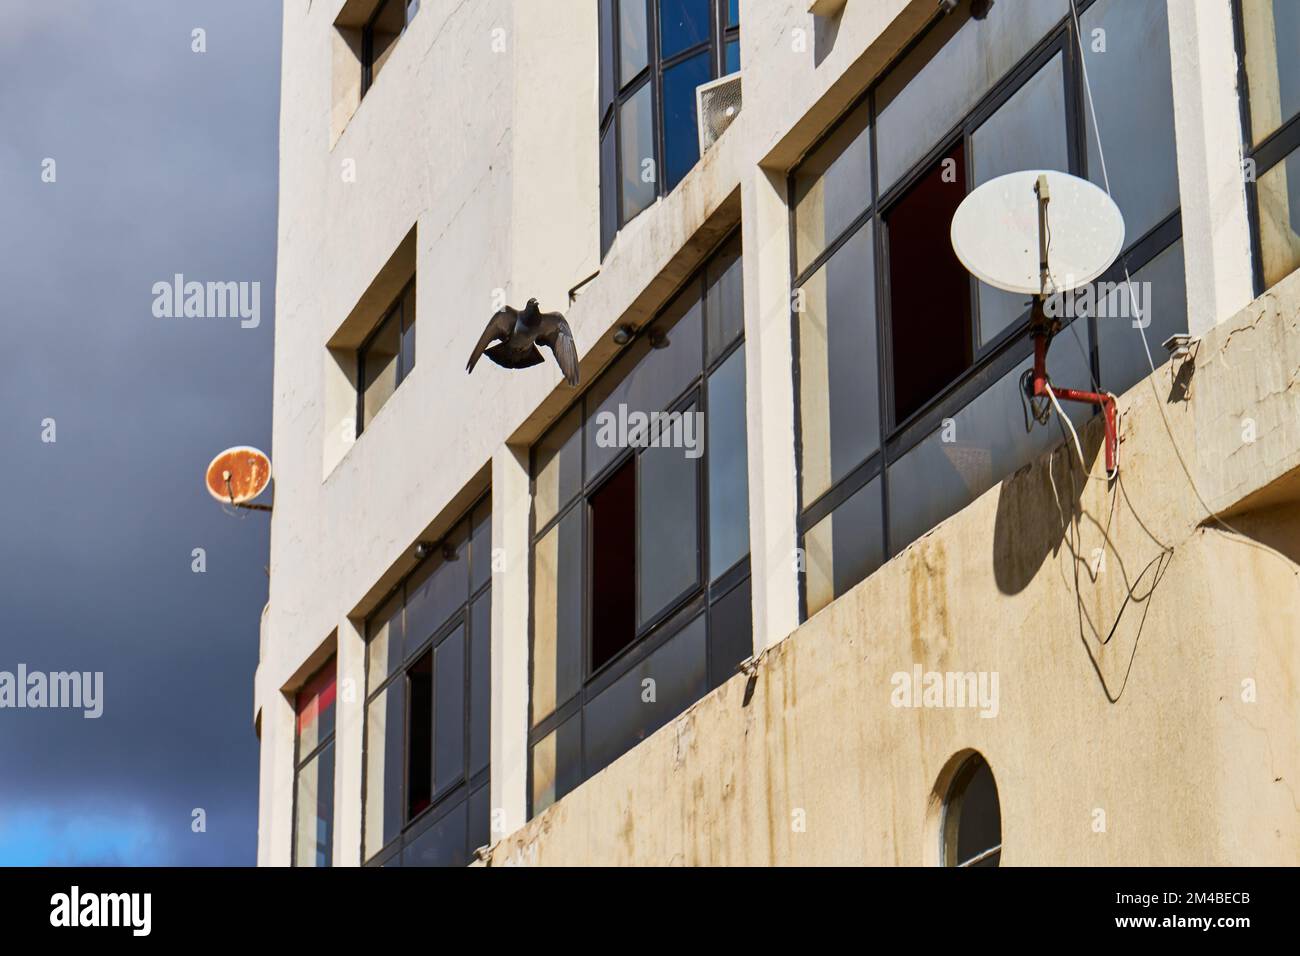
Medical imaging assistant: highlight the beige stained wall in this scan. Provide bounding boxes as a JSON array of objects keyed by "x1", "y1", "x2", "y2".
[
  {"x1": 489, "y1": 272, "x2": 1300, "y2": 866},
  {"x1": 259, "y1": 0, "x2": 1278, "y2": 865}
]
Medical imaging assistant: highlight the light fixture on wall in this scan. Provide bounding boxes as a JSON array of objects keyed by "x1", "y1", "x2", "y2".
[
  {"x1": 612, "y1": 324, "x2": 635, "y2": 346},
  {"x1": 414, "y1": 541, "x2": 434, "y2": 560}
]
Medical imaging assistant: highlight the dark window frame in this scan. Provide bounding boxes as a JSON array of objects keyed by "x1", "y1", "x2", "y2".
[
  {"x1": 600, "y1": 0, "x2": 741, "y2": 254},
  {"x1": 356, "y1": 276, "x2": 416, "y2": 437},
  {"x1": 789, "y1": 0, "x2": 1184, "y2": 620},
  {"x1": 360, "y1": 493, "x2": 492, "y2": 867},
  {"x1": 526, "y1": 230, "x2": 750, "y2": 819},
  {"x1": 290, "y1": 657, "x2": 337, "y2": 868},
  {"x1": 361, "y1": 0, "x2": 419, "y2": 99},
  {"x1": 1232, "y1": 0, "x2": 1300, "y2": 296}
]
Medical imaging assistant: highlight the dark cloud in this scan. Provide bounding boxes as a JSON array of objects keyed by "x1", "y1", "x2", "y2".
[{"x1": 0, "y1": 0, "x2": 281, "y2": 865}]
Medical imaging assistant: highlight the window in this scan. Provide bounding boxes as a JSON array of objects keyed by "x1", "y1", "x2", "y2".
[
  {"x1": 362, "y1": 0, "x2": 420, "y2": 98},
  {"x1": 1236, "y1": 0, "x2": 1300, "y2": 291},
  {"x1": 529, "y1": 233, "x2": 750, "y2": 816},
  {"x1": 599, "y1": 0, "x2": 742, "y2": 254},
  {"x1": 362, "y1": 497, "x2": 492, "y2": 866},
  {"x1": 358, "y1": 278, "x2": 416, "y2": 434},
  {"x1": 941, "y1": 753, "x2": 1002, "y2": 867},
  {"x1": 292, "y1": 659, "x2": 337, "y2": 868},
  {"x1": 791, "y1": 0, "x2": 1184, "y2": 618}
]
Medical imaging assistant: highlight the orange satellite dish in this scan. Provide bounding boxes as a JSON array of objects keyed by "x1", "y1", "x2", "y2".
[{"x1": 205, "y1": 446, "x2": 272, "y2": 510}]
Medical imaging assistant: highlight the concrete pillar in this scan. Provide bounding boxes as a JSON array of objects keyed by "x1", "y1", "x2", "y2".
[
  {"x1": 742, "y1": 167, "x2": 803, "y2": 651},
  {"x1": 1167, "y1": 0, "x2": 1255, "y2": 335},
  {"x1": 490, "y1": 443, "x2": 531, "y2": 842},
  {"x1": 257, "y1": 685, "x2": 295, "y2": 866}
]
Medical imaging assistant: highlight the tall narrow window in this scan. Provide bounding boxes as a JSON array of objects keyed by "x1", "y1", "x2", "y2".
[
  {"x1": 363, "y1": 497, "x2": 492, "y2": 866},
  {"x1": 529, "y1": 232, "x2": 749, "y2": 817},
  {"x1": 1237, "y1": 0, "x2": 1300, "y2": 291},
  {"x1": 293, "y1": 659, "x2": 337, "y2": 868},
  {"x1": 599, "y1": 1, "x2": 742, "y2": 254},
  {"x1": 358, "y1": 279, "x2": 416, "y2": 434}
]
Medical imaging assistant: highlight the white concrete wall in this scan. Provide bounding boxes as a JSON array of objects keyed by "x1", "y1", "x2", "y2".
[{"x1": 260, "y1": 0, "x2": 1264, "y2": 864}]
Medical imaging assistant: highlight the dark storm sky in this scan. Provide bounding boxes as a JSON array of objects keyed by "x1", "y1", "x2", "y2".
[{"x1": 0, "y1": 0, "x2": 281, "y2": 864}]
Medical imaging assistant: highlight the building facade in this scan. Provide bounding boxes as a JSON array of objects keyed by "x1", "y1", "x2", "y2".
[{"x1": 257, "y1": 0, "x2": 1300, "y2": 866}]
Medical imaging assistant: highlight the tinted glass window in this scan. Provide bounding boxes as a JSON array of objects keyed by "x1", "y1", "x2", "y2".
[
  {"x1": 1242, "y1": 0, "x2": 1300, "y2": 144},
  {"x1": 535, "y1": 404, "x2": 583, "y2": 530},
  {"x1": 362, "y1": 503, "x2": 489, "y2": 865},
  {"x1": 663, "y1": 52, "x2": 711, "y2": 191},
  {"x1": 876, "y1": 0, "x2": 1067, "y2": 193},
  {"x1": 792, "y1": 99, "x2": 872, "y2": 275},
  {"x1": 434, "y1": 627, "x2": 466, "y2": 795},
  {"x1": 1257, "y1": 147, "x2": 1300, "y2": 289},
  {"x1": 661, "y1": 0, "x2": 711, "y2": 59},
  {"x1": 531, "y1": 712, "x2": 583, "y2": 815},
  {"x1": 600, "y1": 0, "x2": 616, "y2": 114},
  {"x1": 364, "y1": 680, "x2": 405, "y2": 856},
  {"x1": 470, "y1": 503, "x2": 492, "y2": 592},
  {"x1": 361, "y1": 311, "x2": 401, "y2": 430},
  {"x1": 470, "y1": 594, "x2": 491, "y2": 775},
  {"x1": 584, "y1": 613, "x2": 707, "y2": 777},
  {"x1": 708, "y1": 576, "x2": 752, "y2": 689},
  {"x1": 798, "y1": 224, "x2": 878, "y2": 505},
  {"x1": 887, "y1": 345, "x2": 1089, "y2": 552},
  {"x1": 469, "y1": 784, "x2": 491, "y2": 854},
  {"x1": 585, "y1": 290, "x2": 702, "y2": 481},
  {"x1": 405, "y1": 529, "x2": 468, "y2": 654},
  {"x1": 638, "y1": 408, "x2": 701, "y2": 626},
  {"x1": 621, "y1": 83, "x2": 657, "y2": 225},
  {"x1": 1096, "y1": 240, "x2": 1186, "y2": 395},
  {"x1": 600, "y1": 125, "x2": 618, "y2": 254},
  {"x1": 971, "y1": 54, "x2": 1068, "y2": 345},
  {"x1": 366, "y1": 593, "x2": 404, "y2": 694},
  {"x1": 707, "y1": 347, "x2": 748, "y2": 579},
  {"x1": 805, "y1": 476, "x2": 883, "y2": 617},
  {"x1": 705, "y1": 234, "x2": 744, "y2": 362},
  {"x1": 619, "y1": 0, "x2": 649, "y2": 85},
  {"x1": 1081, "y1": 0, "x2": 1179, "y2": 243},
  {"x1": 402, "y1": 801, "x2": 468, "y2": 868},
  {"x1": 532, "y1": 508, "x2": 584, "y2": 722},
  {"x1": 529, "y1": 236, "x2": 748, "y2": 818},
  {"x1": 294, "y1": 743, "x2": 334, "y2": 868}
]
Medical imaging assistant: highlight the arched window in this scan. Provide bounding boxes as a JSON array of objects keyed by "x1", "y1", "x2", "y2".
[{"x1": 941, "y1": 752, "x2": 1002, "y2": 867}]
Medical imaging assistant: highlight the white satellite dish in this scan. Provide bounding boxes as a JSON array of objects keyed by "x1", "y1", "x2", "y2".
[{"x1": 950, "y1": 170, "x2": 1124, "y2": 295}]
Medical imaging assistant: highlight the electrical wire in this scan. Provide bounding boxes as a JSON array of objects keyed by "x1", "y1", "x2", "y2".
[{"x1": 1067, "y1": 0, "x2": 1249, "y2": 541}]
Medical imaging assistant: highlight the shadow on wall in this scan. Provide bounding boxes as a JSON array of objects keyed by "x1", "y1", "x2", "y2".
[{"x1": 991, "y1": 422, "x2": 1174, "y2": 704}]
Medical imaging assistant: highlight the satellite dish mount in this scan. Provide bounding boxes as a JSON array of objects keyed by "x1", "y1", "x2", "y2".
[
  {"x1": 1025, "y1": 175, "x2": 1118, "y2": 477},
  {"x1": 951, "y1": 170, "x2": 1124, "y2": 478}
]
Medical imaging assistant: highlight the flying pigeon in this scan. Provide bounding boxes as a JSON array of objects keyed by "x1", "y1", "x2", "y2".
[{"x1": 466, "y1": 298, "x2": 580, "y2": 387}]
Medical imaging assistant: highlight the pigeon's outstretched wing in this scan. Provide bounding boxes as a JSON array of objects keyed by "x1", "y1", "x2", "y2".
[
  {"x1": 467, "y1": 306, "x2": 517, "y2": 374},
  {"x1": 536, "y1": 312, "x2": 580, "y2": 387}
]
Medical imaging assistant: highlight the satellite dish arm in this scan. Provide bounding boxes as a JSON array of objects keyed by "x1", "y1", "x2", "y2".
[{"x1": 225, "y1": 472, "x2": 273, "y2": 513}]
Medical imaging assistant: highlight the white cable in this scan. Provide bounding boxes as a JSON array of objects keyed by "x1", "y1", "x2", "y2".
[{"x1": 1045, "y1": 382, "x2": 1118, "y2": 482}]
